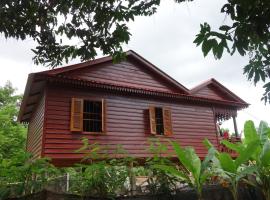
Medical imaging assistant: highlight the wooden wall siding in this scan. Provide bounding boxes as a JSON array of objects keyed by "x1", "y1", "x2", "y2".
[
  {"x1": 63, "y1": 60, "x2": 181, "y2": 93},
  {"x1": 26, "y1": 93, "x2": 45, "y2": 159},
  {"x1": 44, "y1": 85, "x2": 218, "y2": 163},
  {"x1": 193, "y1": 85, "x2": 234, "y2": 101}
]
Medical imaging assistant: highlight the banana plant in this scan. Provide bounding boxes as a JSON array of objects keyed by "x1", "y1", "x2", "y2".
[
  {"x1": 221, "y1": 120, "x2": 270, "y2": 200},
  {"x1": 243, "y1": 121, "x2": 270, "y2": 200},
  {"x1": 154, "y1": 139, "x2": 216, "y2": 200},
  {"x1": 216, "y1": 147, "x2": 258, "y2": 200}
]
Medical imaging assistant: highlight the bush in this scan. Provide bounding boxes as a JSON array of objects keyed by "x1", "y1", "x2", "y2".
[{"x1": 0, "y1": 153, "x2": 60, "y2": 199}]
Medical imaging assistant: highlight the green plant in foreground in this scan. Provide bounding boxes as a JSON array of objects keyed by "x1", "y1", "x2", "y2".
[
  {"x1": 145, "y1": 139, "x2": 178, "y2": 195},
  {"x1": 154, "y1": 139, "x2": 216, "y2": 200},
  {"x1": 222, "y1": 120, "x2": 270, "y2": 200},
  {"x1": 69, "y1": 160, "x2": 128, "y2": 198},
  {"x1": 0, "y1": 153, "x2": 59, "y2": 199},
  {"x1": 72, "y1": 137, "x2": 134, "y2": 198},
  {"x1": 209, "y1": 120, "x2": 266, "y2": 200},
  {"x1": 215, "y1": 148, "x2": 258, "y2": 200}
]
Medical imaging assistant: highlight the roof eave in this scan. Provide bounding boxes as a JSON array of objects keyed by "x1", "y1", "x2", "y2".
[
  {"x1": 18, "y1": 74, "x2": 35, "y2": 122},
  {"x1": 48, "y1": 75, "x2": 249, "y2": 109}
]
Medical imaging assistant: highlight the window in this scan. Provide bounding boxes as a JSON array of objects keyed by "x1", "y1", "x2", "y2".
[
  {"x1": 149, "y1": 106, "x2": 172, "y2": 136},
  {"x1": 70, "y1": 98, "x2": 105, "y2": 133},
  {"x1": 155, "y1": 107, "x2": 164, "y2": 135},
  {"x1": 83, "y1": 100, "x2": 102, "y2": 132}
]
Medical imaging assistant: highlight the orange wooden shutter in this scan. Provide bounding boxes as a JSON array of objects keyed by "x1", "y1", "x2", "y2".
[
  {"x1": 101, "y1": 99, "x2": 106, "y2": 132},
  {"x1": 163, "y1": 108, "x2": 173, "y2": 136},
  {"x1": 149, "y1": 106, "x2": 156, "y2": 134},
  {"x1": 70, "y1": 98, "x2": 83, "y2": 132}
]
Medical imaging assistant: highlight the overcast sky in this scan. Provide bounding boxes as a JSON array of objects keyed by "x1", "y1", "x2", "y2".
[{"x1": 0, "y1": 0, "x2": 269, "y2": 132}]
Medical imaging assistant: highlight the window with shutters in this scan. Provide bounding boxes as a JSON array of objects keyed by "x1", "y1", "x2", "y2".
[
  {"x1": 70, "y1": 98, "x2": 105, "y2": 133},
  {"x1": 149, "y1": 106, "x2": 172, "y2": 136}
]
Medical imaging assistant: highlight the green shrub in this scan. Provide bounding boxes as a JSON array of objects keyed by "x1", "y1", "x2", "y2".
[{"x1": 0, "y1": 153, "x2": 59, "y2": 199}]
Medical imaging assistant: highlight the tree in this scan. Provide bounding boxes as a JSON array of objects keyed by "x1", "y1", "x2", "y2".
[
  {"x1": 0, "y1": 0, "x2": 190, "y2": 67},
  {"x1": 1, "y1": 0, "x2": 270, "y2": 102},
  {"x1": 0, "y1": 1, "x2": 163, "y2": 66},
  {"x1": 0, "y1": 82, "x2": 27, "y2": 159},
  {"x1": 194, "y1": 0, "x2": 270, "y2": 103}
]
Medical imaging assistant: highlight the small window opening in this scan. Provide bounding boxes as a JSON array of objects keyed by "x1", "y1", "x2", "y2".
[
  {"x1": 155, "y1": 107, "x2": 164, "y2": 135},
  {"x1": 83, "y1": 100, "x2": 102, "y2": 132}
]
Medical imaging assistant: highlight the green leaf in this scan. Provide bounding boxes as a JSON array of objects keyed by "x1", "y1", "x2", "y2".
[
  {"x1": 221, "y1": 140, "x2": 242, "y2": 153},
  {"x1": 218, "y1": 153, "x2": 236, "y2": 174},
  {"x1": 258, "y1": 121, "x2": 269, "y2": 143},
  {"x1": 215, "y1": 42, "x2": 224, "y2": 59},
  {"x1": 74, "y1": 137, "x2": 89, "y2": 153},
  {"x1": 236, "y1": 165, "x2": 257, "y2": 181},
  {"x1": 219, "y1": 25, "x2": 231, "y2": 31},
  {"x1": 258, "y1": 70, "x2": 266, "y2": 82},
  {"x1": 203, "y1": 138, "x2": 214, "y2": 150},
  {"x1": 260, "y1": 141, "x2": 270, "y2": 166},
  {"x1": 185, "y1": 147, "x2": 201, "y2": 179},
  {"x1": 235, "y1": 140, "x2": 260, "y2": 168},
  {"x1": 236, "y1": 42, "x2": 246, "y2": 56},
  {"x1": 154, "y1": 164, "x2": 190, "y2": 181},
  {"x1": 244, "y1": 120, "x2": 259, "y2": 145},
  {"x1": 171, "y1": 142, "x2": 201, "y2": 180},
  {"x1": 202, "y1": 39, "x2": 217, "y2": 57},
  {"x1": 194, "y1": 33, "x2": 205, "y2": 46},
  {"x1": 201, "y1": 147, "x2": 216, "y2": 172},
  {"x1": 254, "y1": 70, "x2": 260, "y2": 85}
]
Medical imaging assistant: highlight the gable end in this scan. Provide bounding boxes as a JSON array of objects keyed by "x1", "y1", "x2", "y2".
[{"x1": 190, "y1": 79, "x2": 248, "y2": 105}]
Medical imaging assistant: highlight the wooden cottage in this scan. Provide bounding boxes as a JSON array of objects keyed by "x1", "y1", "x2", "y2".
[{"x1": 18, "y1": 50, "x2": 248, "y2": 166}]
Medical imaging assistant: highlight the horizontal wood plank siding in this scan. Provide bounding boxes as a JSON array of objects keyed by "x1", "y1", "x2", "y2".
[
  {"x1": 194, "y1": 85, "x2": 233, "y2": 101},
  {"x1": 26, "y1": 93, "x2": 45, "y2": 159},
  {"x1": 64, "y1": 61, "x2": 181, "y2": 93},
  {"x1": 44, "y1": 86, "x2": 218, "y2": 164}
]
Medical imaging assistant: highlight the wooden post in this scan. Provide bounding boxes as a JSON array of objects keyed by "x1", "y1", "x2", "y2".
[
  {"x1": 129, "y1": 161, "x2": 136, "y2": 196},
  {"x1": 233, "y1": 116, "x2": 239, "y2": 137},
  {"x1": 66, "y1": 173, "x2": 70, "y2": 192}
]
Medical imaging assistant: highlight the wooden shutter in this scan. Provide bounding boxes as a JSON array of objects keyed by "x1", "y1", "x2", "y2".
[
  {"x1": 101, "y1": 99, "x2": 106, "y2": 132},
  {"x1": 70, "y1": 98, "x2": 83, "y2": 132},
  {"x1": 149, "y1": 106, "x2": 156, "y2": 134},
  {"x1": 163, "y1": 108, "x2": 173, "y2": 136}
]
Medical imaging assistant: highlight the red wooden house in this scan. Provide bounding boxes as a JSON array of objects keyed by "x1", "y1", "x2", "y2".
[{"x1": 18, "y1": 50, "x2": 248, "y2": 166}]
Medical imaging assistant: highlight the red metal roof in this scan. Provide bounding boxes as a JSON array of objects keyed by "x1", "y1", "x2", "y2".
[
  {"x1": 18, "y1": 50, "x2": 249, "y2": 122},
  {"x1": 38, "y1": 50, "x2": 190, "y2": 94}
]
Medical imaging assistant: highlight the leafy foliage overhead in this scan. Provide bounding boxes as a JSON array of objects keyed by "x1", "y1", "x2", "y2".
[
  {"x1": 0, "y1": 0, "x2": 186, "y2": 67},
  {"x1": 194, "y1": 0, "x2": 270, "y2": 103},
  {"x1": 1, "y1": 0, "x2": 270, "y2": 103}
]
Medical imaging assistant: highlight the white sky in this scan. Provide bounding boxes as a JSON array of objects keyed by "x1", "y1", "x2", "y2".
[{"x1": 0, "y1": 0, "x2": 269, "y2": 133}]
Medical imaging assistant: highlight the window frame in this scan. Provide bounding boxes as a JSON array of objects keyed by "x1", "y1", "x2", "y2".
[
  {"x1": 155, "y1": 107, "x2": 165, "y2": 135},
  {"x1": 70, "y1": 97, "x2": 106, "y2": 134},
  {"x1": 149, "y1": 105, "x2": 173, "y2": 137}
]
